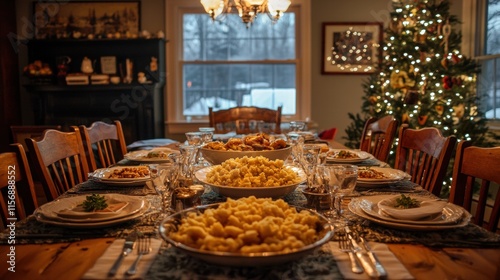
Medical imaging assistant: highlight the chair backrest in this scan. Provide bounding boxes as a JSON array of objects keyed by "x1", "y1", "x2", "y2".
[
  {"x1": 394, "y1": 124, "x2": 457, "y2": 196},
  {"x1": 359, "y1": 116, "x2": 399, "y2": 162},
  {"x1": 25, "y1": 128, "x2": 89, "y2": 202},
  {"x1": 77, "y1": 120, "x2": 128, "y2": 171},
  {"x1": 208, "y1": 106, "x2": 282, "y2": 134},
  {"x1": 449, "y1": 141, "x2": 500, "y2": 232},
  {"x1": 0, "y1": 144, "x2": 38, "y2": 230},
  {"x1": 10, "y1": 125, "x2": 62, "y2": 152}
]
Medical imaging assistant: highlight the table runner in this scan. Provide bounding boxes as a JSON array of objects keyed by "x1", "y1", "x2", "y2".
[{"x1": 1, "y1": 185, "x2": 499, "y2": 247}]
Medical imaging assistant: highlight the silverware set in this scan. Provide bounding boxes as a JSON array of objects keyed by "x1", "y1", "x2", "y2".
[
  {"x1": 339, "y1": 226, "x2": 388, "y2": 279},
  {"x1": 108, "y1": 232, "x2": 152, "y2": 277}
]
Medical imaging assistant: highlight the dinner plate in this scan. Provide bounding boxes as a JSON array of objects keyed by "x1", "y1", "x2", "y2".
[
  {"x1": 35, "y1": 197, "x2": 150, "y2": 228},
  {"x1": 124, "y1": 147, "x2": 179, "y2": 163},
  {"x1": 358, "y1": 195, "x2": 463, "y2": 225},
  {"x1": 326, "y1": 149, "x2": 374, "y2": 163},
  {"x1": 35, "y1": 194, "x2": 147, "y2": 223},
  {"x1": 349, "y1": 196, "x2": 471, "y2": 230},
  {"x1": 356, "y1": 167, "x2": 411, "y2": 187},
  {"x1": 194, "y1": 166, "x2": 306, "y2": 198},
  {"x1": 159, "y1": 203, "x2": 334, "y2": 267},
  {"x1": 89, "y1": 166, "x2": 150, "y2": 186}
]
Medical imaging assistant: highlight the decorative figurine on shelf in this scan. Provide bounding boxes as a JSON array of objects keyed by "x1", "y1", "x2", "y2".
[
  {"x1": 56, "y1": 56, "x2": 71, "y2": 85},
  {"x1": 150, "y1": 56, "x2": 158, "y2": 72},
  {"x1": 124, "y1": 58, "x2": 133, "y2": 84},
  {"x1": 138, "y1": 72, "x2": 147, "y2": 84},
  {"x1": 81, "y1": 57, "x2": 94, "y2": 74}
]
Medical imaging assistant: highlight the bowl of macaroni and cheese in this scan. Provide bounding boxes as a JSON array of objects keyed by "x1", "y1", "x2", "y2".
[
  {"x1": 194, "y1": 156, "x2": 306, "y2": 198},
  {"x1": 159, "y1": 196, "x2": 335, "y2": 267},
  {"x1": 200, "y1": 134, "x2": 292, "y2": 165}
]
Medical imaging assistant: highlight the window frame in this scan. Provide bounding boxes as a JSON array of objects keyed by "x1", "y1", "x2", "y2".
[
  {"x1": 165, "y1": 0, "x2": 311, "y2": 134},
  {"x1": 463, "y1": 0, "x2": 500, "y2": 126}
]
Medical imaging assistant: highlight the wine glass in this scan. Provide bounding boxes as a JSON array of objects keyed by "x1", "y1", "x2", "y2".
[
  {"x1": 300, "y1": 144, "x2": 322, "y2": 188},
  {"x1": 330, "y1": 164, "x2": 358, "y2": 225},
  {"x1": 149, "y1": 162, "x2": 179, "y2": 215},
  {"x1": 289, "y1": 121, "x2": 306, "y2": 132},
  {"x1": 286, "y1": 132, "x2": 305, "y2": 166}
]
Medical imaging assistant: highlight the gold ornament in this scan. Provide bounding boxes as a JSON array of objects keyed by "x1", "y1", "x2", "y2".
[
  {"x1": 453, "y1": 104, "x2": 465, "y2": 118},
  {"x1": 390, "y1": 71, "x2": 416, "y2": 89},
  {"x1": 441, "y1": 57, "x2": 448, "y2": 69},
  {"x1": 418, "y1": 115, "x2": 428, "y2": 126},
  {"x1": 435, "y1": 105, "x2": 444, "y2": 115},
  {"x1": 402, "y1": 113, "x2": 410, "y2": 124}
]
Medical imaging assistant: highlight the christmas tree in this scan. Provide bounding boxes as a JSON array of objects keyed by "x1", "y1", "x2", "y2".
[{"x1": 344, "y1": 0, "x2": 498, "y2": 196}]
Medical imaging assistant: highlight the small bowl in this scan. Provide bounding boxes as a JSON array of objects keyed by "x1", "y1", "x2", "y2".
[
  {"x1": 110, "y1": 76, "x2": 120, "y2": 84},
  {"x1": 200, "y1": 145, "x2": 292, "y2": 165},
  {"x1": 300, "y1": 186, "x2": 333, "y2": 211}
]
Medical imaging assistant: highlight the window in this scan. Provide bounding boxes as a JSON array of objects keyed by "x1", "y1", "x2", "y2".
[
  {"x1": 166, "y1": 0, "x2": 311, "y2": 131},
  {"x1": 474, "y1": 0, "x2": 500, "y2": 121}
]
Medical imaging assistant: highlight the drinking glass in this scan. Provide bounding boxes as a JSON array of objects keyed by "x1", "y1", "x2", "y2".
[
  {"x1": 185, "y1": 131, "x2": 204, "y2": 166},
  {"x1": 177, "y1": 144, "x2": 198, "y2": 188},
  {"x1": 300, "y1": 144, "x2": 322, "y2": 188},
  {"x1": 289, "y1": 121, "x2": 306, "y2": 132},
  {"x1": 149, "y1": 162, "x2": 179, "y2": 215},
  {"x1": 330, "y1": 164, "x2": 358, "y2": 225},
  {"x1": 198, "y1": 127, "x2": 214, "y2": 166},
  {"x1": 286, "y1": 132, "x2": 305, "y2": 166}
]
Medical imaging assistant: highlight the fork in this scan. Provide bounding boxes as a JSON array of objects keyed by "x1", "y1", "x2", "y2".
[
  {"x1": 126, "y1": 236, "x2": 152, "y2": 275},
  {"x1": 338, "y1": 234, "x2": 364, "y2": 274}
]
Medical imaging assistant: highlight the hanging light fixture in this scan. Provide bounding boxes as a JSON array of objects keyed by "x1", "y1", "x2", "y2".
[{"x1": 200, "y1": 0, "x2": 291, "y2": 27}]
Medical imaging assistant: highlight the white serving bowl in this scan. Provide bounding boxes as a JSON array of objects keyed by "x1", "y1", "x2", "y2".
[{"x1": 200, "y1": 145, "x2": 292, "y2": 165}]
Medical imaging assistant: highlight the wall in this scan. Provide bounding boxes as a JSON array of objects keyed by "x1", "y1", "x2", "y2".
[
  {"x1": 311, "y1": 0, "x2": 463, "y2": 143},
  {"x1": 13, "y1": 0, "x2": 463, "y2": 144}
]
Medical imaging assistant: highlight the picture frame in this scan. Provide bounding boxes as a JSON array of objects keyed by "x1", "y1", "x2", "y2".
[
  {"x1": 100, "y1": 56, "x2": 117, "y2": 74},
  {"x1": 33, "y1": 1, "x2": 141, "y2": 40},
  {"x1": 322, "y1": 22, "x2": 383, "y2": 75}
]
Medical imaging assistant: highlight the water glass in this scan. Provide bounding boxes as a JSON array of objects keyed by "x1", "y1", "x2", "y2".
[
  {"x1": 300, "y1": 144, "x2": 322, "y2": 187},
  {"x1": 289, "y1": 121, "x2": 306, "y2": 132},
  {"x1": 330, "y1": 164, "x2": 358, "y2": 224},
  {"x1": 149, "y1": 162, "x2": 179, "y2": 214}
]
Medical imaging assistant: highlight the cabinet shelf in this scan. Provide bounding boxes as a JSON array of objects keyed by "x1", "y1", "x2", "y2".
[{"x1": 24, "y1": 38, "x2": 166, "y2": 143}]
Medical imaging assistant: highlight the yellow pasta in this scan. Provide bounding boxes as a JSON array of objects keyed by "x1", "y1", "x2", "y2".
[
  {"x1": 205, "y1": 156, "x2": 301, "y2": 188},
  {"x1": 168, "y1": 196, "x2": 323, "y2": 254}
]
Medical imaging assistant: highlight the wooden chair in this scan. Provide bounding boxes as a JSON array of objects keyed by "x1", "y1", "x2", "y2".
[
  {"x1": 0, "y1": 143, "x2": 38, "y2": 230},
  {"x1": 394, "y1": 124, "x2": 457, "y2": 197},
  {"x1": 449, "y1": 141, "x2": 500, "y2": 232},
  {"x1": 76, "y1": 120, "x2": 128, "y2": 171},
  {"x1": 25, "y1": 128, "x2": 89, "y2": 202},
  {"x1": 208, "y1": 106, "x2": 282, "y2": 134},
  {"x1": 10, "y1": 125, "x2": 62, "y2": 152},
  {"x1": 359, "y1": 116, "x2": 399, "y2": 162}
]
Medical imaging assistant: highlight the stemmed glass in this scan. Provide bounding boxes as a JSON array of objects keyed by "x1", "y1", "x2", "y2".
[
  {"x1": 198, "y1": 127, "x2": 214, "y2": 166},
  {"x1": 149, "y1": 162, "x2": 179, "y2": 215},
  {"x1": 185, "y1": 131, "x2": 205, "y2": 167},
  {"x1": 327, "y1": 164, "x2": 358, "y2": 225},
  {"x1": 286, "y1": 132, "x2": 305, "y2": 166},
  {"x1": 299, "y1": 144, "x2": 322, "y2": 188},
  {"x1": 289, "y1": 121, "x2": 306, "y2": 132}
]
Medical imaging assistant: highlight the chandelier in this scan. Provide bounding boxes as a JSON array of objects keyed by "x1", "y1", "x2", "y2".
[{"x1": 200, "y1": 0, "x2": 291, "y2": 27}]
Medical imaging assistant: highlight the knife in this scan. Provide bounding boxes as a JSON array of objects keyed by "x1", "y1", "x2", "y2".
[
  {"x1": 108, "y1": 232, "x2": 137, "y2": 276},
  {"x1": 360, "y1": 236, "x2": 388, "y2": 278},
  {"x1": 345, "y1": 227, "x2": 377, "y2": 278}
]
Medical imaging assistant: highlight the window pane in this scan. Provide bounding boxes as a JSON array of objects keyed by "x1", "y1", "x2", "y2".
[
  {"x1": 486, "y1": 0, "x2": 500, "y2": 55},
  {"x1": 183, "y1": 64, "x2": 296, "y2": 116},
  {"x1": 183, "y1": 13, "x2": 296, "y2": 61},
  {"x1": 479, "y1": 58, "x2": 500, "y2": 119}
]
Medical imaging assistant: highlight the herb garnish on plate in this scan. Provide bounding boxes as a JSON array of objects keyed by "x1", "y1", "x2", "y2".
[
  {"x1": 80, "y1": 194, "x2": 108, "y2": 212},
  {"x1": 394, "y1": 194, "x2": 420, "y2": 209}
]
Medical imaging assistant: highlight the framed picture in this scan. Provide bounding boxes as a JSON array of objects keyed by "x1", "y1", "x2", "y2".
[
  {"x1": 33, "y1": 1, "x2": 140, "y2": 39},
  {"x1": 100, "y1": 56, "x2": 117, "y2": 74},
  {"x1": 322, "y1": 22, "x2": 383, "y2": 75}
]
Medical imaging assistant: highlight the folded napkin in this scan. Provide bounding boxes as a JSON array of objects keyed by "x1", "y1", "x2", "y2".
[
  {"x1": 328, "y1": 241, "x2": 414, "y2": 279},
  {"x1": 378, "y1": 197, "x2": 447, "y2": 220},
  {"x1": 82, "y1": 238, "x2": 162, "y2": 280}
]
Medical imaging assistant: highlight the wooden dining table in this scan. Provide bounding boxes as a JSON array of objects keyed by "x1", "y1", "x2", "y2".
[{"x1": 1, "y1": 139, "x2": 500, "y2": 280}]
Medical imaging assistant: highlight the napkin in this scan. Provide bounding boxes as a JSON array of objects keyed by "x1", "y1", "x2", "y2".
[
  {"x1": 328, "y1": 241, "x2": 414, "y2": 279},
  {"x1": 377, "y1": 197, "x2": 447, "y2": 220},
  {"x1": 82, "y1": 238, "x2": 162, "y2": 280}
]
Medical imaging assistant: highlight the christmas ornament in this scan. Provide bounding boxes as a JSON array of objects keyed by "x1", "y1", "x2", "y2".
[
  {"x1": 418, "y1": 115, "x2": 428, "y2": 126},
  {"x1": 435, "y1": 104, "x2": 444, "y2": 115},
  {"x1": 453, "y1": 104, "x2": 465, "y2": 118},
  {"x1": 390, "y1": 71, "x2": 416, "y2": 89},
  {"x1": 369, "y1": 96, "x2": 378, "y2": 104},
  {"x1": 441, "y1": 19, "x2": 452, "y2": 54},
  {"x1": 402, "y1": 113, "x2": 410, "y2": 124},
  {"x1": 442, "y1": 76, "x2": 453, "y2": 89},
  {"x1": 441, "y1": 57, "x2": 448, "y2": 69},
  {"x1": 404, "y1": 90, "x2": 420, "y2": 105}
]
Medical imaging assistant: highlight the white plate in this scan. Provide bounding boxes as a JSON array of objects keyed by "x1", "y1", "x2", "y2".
[
  {"x1": 124, "y1": 148, "x2": 179, "y2": 163},
  {"x1": 89, "y1": 166, "x2": 150, "y2": 186},
  {"x1": 35, "y1": 198, "x2": 150, "y2": 228},
  {"x1": 35, "y1": 194, "x2": 147, "y2": 223},
  {"x1": 195, "y1": 166, "x2": 306, "y2": 199},
  {"x1": 358, "y1": 195, "x2": 463, "y2": 225},
  {"x1": 356, "y1": 167, "x2": 411, "y2": 187},
  {"x1": 159, "y1": 203, "x2": 334, "y2": 267},
  {"x1": 326, "y1": 149, "x2": 374, "y2": 163},
  {"x1": 349, "y1": 196, "x2": 471, "y2": 230}
]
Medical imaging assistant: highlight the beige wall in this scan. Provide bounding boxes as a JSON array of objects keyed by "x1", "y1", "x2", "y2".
[
  {"x1": 15, "y1": 0, "x2": 463, "y2": 144},
  {"x1": 311, "y1": 0, "x2": 463, "y2": 143}
]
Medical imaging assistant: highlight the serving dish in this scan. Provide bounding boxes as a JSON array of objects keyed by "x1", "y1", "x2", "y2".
[
  {"x1": 159, "y1": 203, "x2": 334, "y2": 267},
  {"x1": 356, "y1": 167, "x2": 411, "y2": 187},
  {"x1": 194, "y1": 166, "x2": 306, "y2": 198},
  {"x1": 200, "y1": 145, "x2": 292, "y2": 165},
  {"x1": 326, "y1": 149, "x2": 374, "y2": 163},
  {"x1": 89, "y1": 166, "x2": 150, "y2": 186}
]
